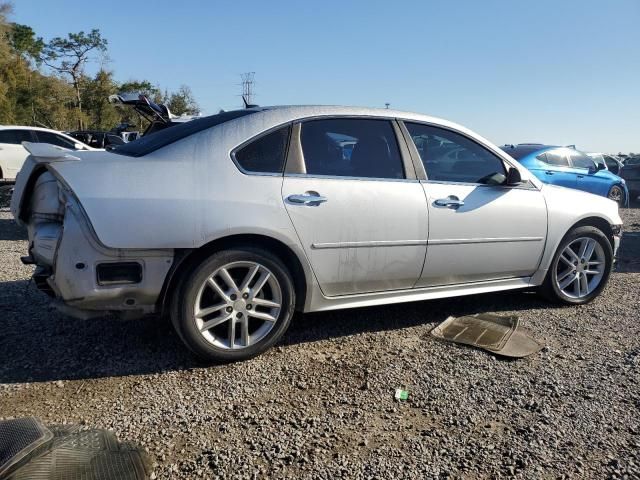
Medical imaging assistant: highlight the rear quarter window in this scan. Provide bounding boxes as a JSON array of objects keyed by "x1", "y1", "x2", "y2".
[{"x1": 234, "y1": 125, "x2": 291, "y2": 174}]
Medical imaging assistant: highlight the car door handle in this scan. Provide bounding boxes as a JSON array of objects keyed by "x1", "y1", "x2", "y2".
[
  {"x1": 287, "y1": 192, "x2": 327, "y2": 206},
  {"x1": 434, "y1": 195, "x2": 464, "y2": 209},
  {"x1": 545, "y1": 171, "x2": 554, "y2": 175},
  {"x1": 577, "y1": 175, "x2": 584, "y2": 179}
]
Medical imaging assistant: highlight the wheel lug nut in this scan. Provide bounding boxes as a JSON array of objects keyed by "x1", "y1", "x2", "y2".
[
  {"x1": 230, "y1": 294, "x2": 237, "y2": 301},
  {"x1": 226, "y1": 306, "x2": 232, "y2": 313},
  {"x1": 236, "y1": 312, "x2": 243, "y2": 318},
  {"x1": 242, "y1": 293, "x2": 249, "y2": 299},
  {"x1": 246, "y1": 304, "x2": 252, "y2": 310}
]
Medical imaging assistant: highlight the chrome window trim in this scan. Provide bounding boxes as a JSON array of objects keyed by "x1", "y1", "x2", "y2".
[
  {"x1": 284, "y1": 172, "x2": 420, "y2": 183},
  {"x1": 420, "y1": 179, "x2": 538, "y2": 191}
]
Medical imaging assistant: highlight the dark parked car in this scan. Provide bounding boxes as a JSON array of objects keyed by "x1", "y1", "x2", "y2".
[
  {"x1": 621, "y1": 156, "x2": 640, "y2": 202},
  {"x1": 66, "y1": 130, "x2": 126, "y2": 149}
]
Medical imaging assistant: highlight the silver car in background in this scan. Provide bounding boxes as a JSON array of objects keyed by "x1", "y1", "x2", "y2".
[{"x1": 10, "y1": 106, "x2": 623, "y2": 361}]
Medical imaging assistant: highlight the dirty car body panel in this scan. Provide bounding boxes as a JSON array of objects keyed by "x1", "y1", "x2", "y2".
[{"x1": 11, "y1": 106, "x2": 623, "y2": 324}]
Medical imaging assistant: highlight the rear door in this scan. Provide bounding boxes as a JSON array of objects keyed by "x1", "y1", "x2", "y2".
[
  {"x1": 402, "y1": 122, "x2": 547, "y2": 286},
  {"x1": 533, "y1": 150, "x2": 580, "y2": 189},
  {"x1": 0, "y1": 129, "x2": 35, "y2": 179},
  {"x1": 282, "y1": 117, "x2": 429, "y2": 296}
]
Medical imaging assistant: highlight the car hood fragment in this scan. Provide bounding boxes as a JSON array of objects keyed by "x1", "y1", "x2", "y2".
[{"x1": 430, "y1": 313, "x2": 543, "y2": 358}]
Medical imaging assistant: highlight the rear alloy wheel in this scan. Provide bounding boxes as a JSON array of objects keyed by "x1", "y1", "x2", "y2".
[
  {"x1": 540, "y1": 226, "x2": 613, "y2": 305},
  {"x1": 607, "y1": 185, "x2": 624, "y2": 206},
  {"x1": 171, "y1": 248, "x2": 295, "y2": 362}
]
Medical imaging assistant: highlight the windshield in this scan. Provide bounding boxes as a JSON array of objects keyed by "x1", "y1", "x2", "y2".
[{"x1": 112, "y1": 109, "x2": 259, "y2": 157}]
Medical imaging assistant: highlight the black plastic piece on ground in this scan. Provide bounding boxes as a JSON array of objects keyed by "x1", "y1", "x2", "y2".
[
  {"x1": 0, "y1": 417, "x2": 52, "y2": 479},
  {"x1": 0, "y1": 419, "x2": 150, "y2": 480}
]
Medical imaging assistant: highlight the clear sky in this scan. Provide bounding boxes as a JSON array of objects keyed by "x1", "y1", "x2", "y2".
[{"x1": 11, "y1": 0, "x2": 640, "y2": 152}]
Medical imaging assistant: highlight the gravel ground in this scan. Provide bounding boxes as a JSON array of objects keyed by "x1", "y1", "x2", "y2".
[{"x1": 0, "y1": 202, "x2": 639, "y2": 479}]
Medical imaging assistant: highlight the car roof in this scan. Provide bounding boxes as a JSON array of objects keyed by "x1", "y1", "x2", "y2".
[
  {"x1": 113, "y1": 105, "x2": 495, "y2": 159},
  {"x1": 0, "y1": 125, "x2": 69, "y2": 133},
  {"x1": 500, "y1": 144, "x2": 561, "y2": 160}
]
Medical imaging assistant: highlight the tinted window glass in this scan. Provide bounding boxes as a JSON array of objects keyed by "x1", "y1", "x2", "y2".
[
  {"x1": 538, "y1": 151, "x2": 569, "y2": 166},
  {"x1": 604, "y1": 156, "x2": 619, "y2": 173},
  {"x1": 569, "y1": 152, "x2": 595, "y2": 169},
  {"x1": 406, "y1": 123, "x2": 505, "y2": 183},
  {"x1": 0, "y1": 130, "x2": 33, "y2": 145},
  {"x1": 36, "y1": 131, "x2": 76, "y2": 148},
  {"x1": 113, "y1": 109, "x2": 258, "y2": 157},
  {"x1": 235, "y1": 125, "x2": 291, "y2": 174},
  {"x1": 300, "y1": 118, "x2": 404, "y2": 179}
]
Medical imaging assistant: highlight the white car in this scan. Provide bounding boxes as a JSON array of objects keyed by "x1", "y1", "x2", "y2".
[
  {"x1": 0, "y1": 126, "x2": 92, "y2": 181},
  {"x1": 11, "y1": 106, "x2": 623, "y2": 362}
]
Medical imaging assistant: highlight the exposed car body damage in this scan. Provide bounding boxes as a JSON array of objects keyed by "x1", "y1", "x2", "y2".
[{"x1": 11, "y1": 106, "x2": 623, "y2": 360}]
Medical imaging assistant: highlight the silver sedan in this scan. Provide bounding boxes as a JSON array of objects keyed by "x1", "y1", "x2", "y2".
[{"x1": 11, "y1": 106, "x2": 623, "y2": 361}]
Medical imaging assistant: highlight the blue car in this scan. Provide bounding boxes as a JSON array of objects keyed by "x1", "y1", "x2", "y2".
[{"x1": 501, "y1": 144, "x2": 628, "y2": 206}]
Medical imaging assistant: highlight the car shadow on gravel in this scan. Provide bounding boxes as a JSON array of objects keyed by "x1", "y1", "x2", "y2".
[
  {"x1": 0, "y1": 279, "x2": 553, "y2": 385},
  {"x1": 616, "y1": 227, "x2": 640, "y2": 274},
  {"x1": 0, "y1": 218, "x2": 27, "y2": 241},
  {"x1": 282, "y1": 289, "x2": 552, "y2": 348}
]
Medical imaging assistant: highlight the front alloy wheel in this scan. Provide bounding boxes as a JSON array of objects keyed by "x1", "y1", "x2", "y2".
[
  {"x1": 172, "y1": 248, "x2": 295, "y2": 362},
  {"x1": 607, "y1": 185, "x2": 624, "y2": 206},
  {"x1": 554, "y1": 237, "x2": 605, "y2": 299},
  {"x1": 541, "y1": 225, "x2": 613, "y2": 304}
]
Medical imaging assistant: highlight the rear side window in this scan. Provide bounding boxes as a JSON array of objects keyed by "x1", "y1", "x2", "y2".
[
  {"x1": 234, "y1": 125, "x2": 291, "y2": 174},
  {"x1": 0, "y1": 130, "x2": 33, "y2": 145},
  {"x1": 569, "y1": 152, "x2": 596, "y2": 169},
  {"x1": 405, "y1": 123, "x2": 505, "y2": 183},
  {"x1": 35, "y1": 131, "x2": 76, "y2": 149},
  {"x1": 538, "y1": 151, "x2": 569, "y2": 166},
  {"x1": 300, "y1": 118, "x2": 404, "y2": 179}
]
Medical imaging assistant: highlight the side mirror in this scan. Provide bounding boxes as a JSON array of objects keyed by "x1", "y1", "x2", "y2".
[
  {"x1": 596, "y1": 163, "x2": 606, "y2": 171},
  {"x1": 506, "y1": 167, "x2": 522, "y2": 186}
]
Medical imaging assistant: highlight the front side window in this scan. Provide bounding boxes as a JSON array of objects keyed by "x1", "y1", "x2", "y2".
[
  {"x1": 35, "y1": 131, "x2": 77, "y2": 149},
  {"x1": 234, "y1": 125, "x2": 291, "y2": 174},
  {"x1": 300, "y1": 118, "x2": 404, "y2": 179},
  {"x1": 0, "y1": 130, "x2": 33, "y2": 145},
  {"x1": 405, "y1": 123, "x2": 506, "y2": 183},
  {"x1": 538, "y1": 151, "x2": 570, "y2": 167}
]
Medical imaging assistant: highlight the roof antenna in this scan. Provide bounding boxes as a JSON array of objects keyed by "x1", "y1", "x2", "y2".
[{"x1": 242, "y1": 95, "x2": 259, "y2": 109}]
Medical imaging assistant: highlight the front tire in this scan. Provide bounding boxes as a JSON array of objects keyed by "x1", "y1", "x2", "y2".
[
  {"x1": 540, "y1": 226, "x2": 613, "y2": 305},
  {"x1": 171, "y1": 247, "x2": 295, "y2": 362},
  {"x1": 607, "y1": 185, "x2": 624, "y2": 206}
]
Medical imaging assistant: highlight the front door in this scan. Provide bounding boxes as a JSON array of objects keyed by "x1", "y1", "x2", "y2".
[
  {"x1": 282, "y1": 118, "x2": 429, "y2": 296},
  {"x1": 402, "y1": 122, "x2": 547, "y2": 286}
]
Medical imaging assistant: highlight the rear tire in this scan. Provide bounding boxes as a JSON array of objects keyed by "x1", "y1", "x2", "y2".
[
  {"x1": 539, "y1": 226, "x2": 613, "y2": 305},
  {"x1": 170, "y1": 247, "x2": 295, "y2": 362}
]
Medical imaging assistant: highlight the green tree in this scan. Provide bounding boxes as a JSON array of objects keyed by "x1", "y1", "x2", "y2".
[
  {"x1": 82, "y1": 69, "x2": 120, "y2": 130},
  {"x1": 8, "y1": 23, "x2": 43, "y2": 63},
  {"x1": 42, "y1": 29, "x2": 108, "y2": 129},
  {"x1": 118, "y1": 79, "x2": 162, "y2": 103},
  {"x1": 166, "y1": 85, "x2": 199, "y2": 116}
]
